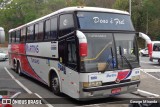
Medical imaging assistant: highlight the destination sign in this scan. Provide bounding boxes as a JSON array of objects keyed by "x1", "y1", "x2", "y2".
[{"x1": 77, "y1": 12, "x2": 135, "y2": 31}]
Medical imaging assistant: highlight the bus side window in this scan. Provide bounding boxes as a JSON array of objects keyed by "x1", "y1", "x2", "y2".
[
  {"x1": 67, "y1": 39, "x2": 77, "y2": 70},
  {"x1": 38, "y1": 22, "x2": 44, "y2": 40},
  {"x1": 59, "y1": 40, "x2": 67, "y2": 64},
  {"x1": 44, "y1": 19, "x2": 51, "y2": 40},
  {"x1": 11, "y1": 31, "x2": 15, "y2": 43},
  {"x1": 59, "y1": 14, "x2": 74, "y2": 37},
  {"x1": 50, "y1": 17, "x2": 57, "y2": 39},
  {"x1": 16, "y1": 30, "x2": 21, "y2": 43},
  {"x1": 9, "y1": 33, "x2": 11, "y2": 44},
  {"x1": 35, "y1": 24, "x2": 39, "y2": 41},
  {"x1": 21, "y1": 28, "x2": 26, "y2": 42},
  {"x1": 27, "y1": 25, "x2": 34, "y2": 41},
  {"x1": 35, "y1": 22, "x2": 44, "y2": 41}
]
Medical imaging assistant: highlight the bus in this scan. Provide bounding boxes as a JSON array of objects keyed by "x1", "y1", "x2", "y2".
[
  {"x1": 150, "y1": 41, "x2": 160, "y2": 64},
  {"x1": 8, "y1": 7, "x2": 140, "y2": 99},
  {"x1": 0, "y1": 27, "x2": 5, "y2": 44}
]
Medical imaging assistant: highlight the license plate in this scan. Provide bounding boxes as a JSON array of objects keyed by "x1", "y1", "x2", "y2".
[{"x1": 111, "y1": 88, "x2": 121, "y2": 94}]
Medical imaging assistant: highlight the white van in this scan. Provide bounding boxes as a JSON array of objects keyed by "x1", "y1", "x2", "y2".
[
  {"x1": 0, "y1": 27, "x2": 5, "y2": 43},
  {"x1": 150, "y1": 41, "x2": 160, "y2": 64}
]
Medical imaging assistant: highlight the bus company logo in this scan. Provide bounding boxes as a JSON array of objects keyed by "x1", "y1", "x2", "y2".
[
  {"x1": 90, "y1": 76, "x2": 97, "y2": 80},
  {"x1": 93, "y1": 17, "x2": 125, "y2": 25},
  {"x1": 58, "y1": 63, "x2": 66, "y2": 74},
  {"x1": 26, "y1": 44, "x2": 39, "y2": 53},
  {"x1": 106, "y1": 73, "x2": 117, "y2": 78},
  {"x1": 117, "y1": 71, "x2": 129, "y2": 81},
  {"x1": 115, "y1": 78, "x2": 120, "y2": 83}
]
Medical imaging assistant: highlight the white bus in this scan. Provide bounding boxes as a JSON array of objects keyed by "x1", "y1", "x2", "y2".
[
  {"x1": 0, "y1": 27, "x2": 5, "y2": 44},
  {"x1": 8, "y1": 7, "x2": 140, "y2": 100}
]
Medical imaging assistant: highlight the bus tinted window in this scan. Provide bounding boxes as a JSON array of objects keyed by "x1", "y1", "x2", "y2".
[
  {"x1": 11, "y1": 31, "x2": 15, "y2": 43},
  {"x1": 38, "y1": 22, "x2": 44, "y2": 40},
  {"x1": 35, "y1": 24, "x2": 39, "y2": 41},
  {"x1": 50, "y1": 17, "x2": 57, "y2": 39},
  {"x1": 21, "y1": 28, "x2": 26, "y2": 42},
  {"x1": 77, "y1": 12, "x2": 134, "y2": 31},
  {"x1": 27, "y1": 25, "x2": 34, "y2": 41},
  {"x1": 67, "y1": 39, "x2": 77, "y2": 70},
  {"x1": 45, "y1": 19, "x2": 50, "y2": 39},
  {"x1": 16, "y1": 30, "x2": 20, "y2": 43},
  {"x1": 59, "y1": 14, "x2": 74, "y2": 37},
  {"x1": 9, "y1": 33, "x2": 11, "y2": 44}
]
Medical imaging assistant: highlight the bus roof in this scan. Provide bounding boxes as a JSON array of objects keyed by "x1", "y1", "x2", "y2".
[{"x1": 9, "y1": 7, "x2": 129, "y2": 32}]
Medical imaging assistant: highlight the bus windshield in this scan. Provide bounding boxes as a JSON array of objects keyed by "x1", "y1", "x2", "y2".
[
  {"x1": 115, "y1": 33, "x2": 139, "y2": 69},
  {"x1": 77, "y1": 12, "x2": 134, "y2": 31},
  {"x1": 77, "y1": 12, "x2": 139, "y2": 72},
  {"x1": 81, "y1": 33, "x2": 139, "y2": 72}
]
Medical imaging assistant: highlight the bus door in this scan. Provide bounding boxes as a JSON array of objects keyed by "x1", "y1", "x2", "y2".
[
  {"x1": 58, "y1": 39, "x2": 68, "y2": 94},
  {"x1": 66, "y1": 37, "x2": 79, "y2": 97},
  {"x1": 58, "y1": 13, "x2": 79, "y2": 97},
  {"x1": 58, "y1": 37, "x2": 79, "y2": 98}
]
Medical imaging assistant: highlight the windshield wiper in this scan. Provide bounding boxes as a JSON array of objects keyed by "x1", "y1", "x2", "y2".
[
  {"x1": 110, "y1": 47, "x2": 116, "y2": 69},
  {"x1": 119, "y1": 46, "x2": 133, "y2": 69}
]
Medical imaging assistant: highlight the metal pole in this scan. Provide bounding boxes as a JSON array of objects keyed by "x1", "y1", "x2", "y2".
[{"x1": 129, "y1": 0, "x2": 131, "y2": 15}]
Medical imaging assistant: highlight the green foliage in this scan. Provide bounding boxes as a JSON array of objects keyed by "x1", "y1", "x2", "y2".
[
  {"x1": 113, "y1": 0, "x2": 129, "y2": 11},
  {"x1": 113, "y1": 0, "x2": 160, "y2": 43}
]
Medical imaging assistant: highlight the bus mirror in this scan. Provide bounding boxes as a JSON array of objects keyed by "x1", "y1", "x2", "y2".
[
  {"x1": 76, "y1": 30, "x2": 88, "y2": 57},
  {"x1": 0, "y1": 27, "x2": 5, "y2": 44}
]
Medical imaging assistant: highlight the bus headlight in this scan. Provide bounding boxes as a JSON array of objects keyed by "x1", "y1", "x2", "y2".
[
  {"x1": 83, "y1": 81, "x2": 102, "y2": 88},
  {"x1": 131, "y1": 75, "x2": 140, "y2": 81}
]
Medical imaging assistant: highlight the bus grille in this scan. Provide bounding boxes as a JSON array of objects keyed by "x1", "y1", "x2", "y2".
[{"x1": 102, "y1": 79, "x2": 131, "y2": 86}]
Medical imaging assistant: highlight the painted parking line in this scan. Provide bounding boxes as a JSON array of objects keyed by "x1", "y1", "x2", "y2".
[
  {"x1": 142, "y1": 69, "x2": 160, "y2": 72},
  {"x1": 4, "y1": 67, "x2": 53, "y2": 107},
  {"x1": 4, "y1": 67, "x2": 32, "y2": 94},
  {"x1": 141, "y1": 69, "x2": 160, "y2": 81},
  {"x1": 137, "y1": 89, "x2": 160, "y2": 97}
]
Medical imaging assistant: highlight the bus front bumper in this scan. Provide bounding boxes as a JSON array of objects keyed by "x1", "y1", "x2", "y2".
[
  {"x1": 80, "y1": 80, "x2": 140, "y2": 99},
  {"x1": 83, "y1": 80, "x2": 140, "y2": 92}
]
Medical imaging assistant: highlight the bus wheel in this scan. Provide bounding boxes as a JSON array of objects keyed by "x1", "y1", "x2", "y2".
[
  {"x1": 17, "y1": 63, "x2": 22, "y2": 76},
  {"x1": 51, "y1": 74, "x2": 60, "y2": 95}
]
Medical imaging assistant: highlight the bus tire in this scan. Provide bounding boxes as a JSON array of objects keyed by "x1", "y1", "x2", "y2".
[
  {"x1": 51, "y1": 74, "x2": 61, "y2": 95},
  {"x1": 17, "y1": 62, "x2": 22, "y2": 76}
]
